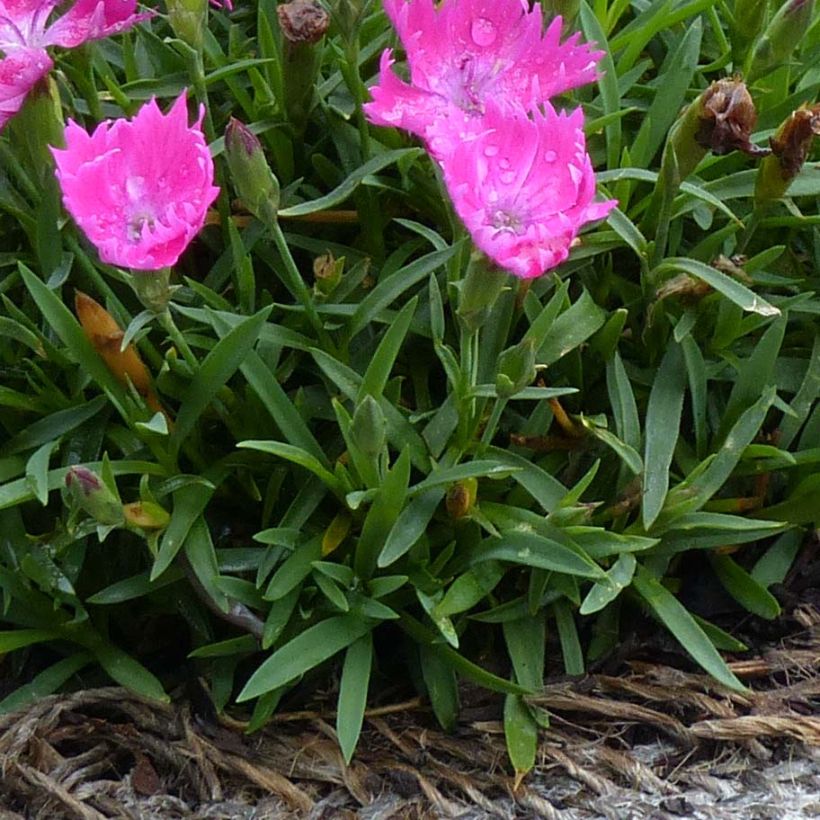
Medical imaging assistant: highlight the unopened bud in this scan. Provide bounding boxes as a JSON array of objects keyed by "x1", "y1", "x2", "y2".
[
  {"x1": 446, "y1": 478, "x2": 477, "y2": 519},
  {"x1": 755, "y1": 104, "x2": 820, "y2": 204},
  {"x1": 75, "y1": 291, "x2": 159, "y2": 401},
  {"x1": 167, "y1": 0, "x2": 207, "y2": 50},
  {"x1": 495, "y1": 338, "x2": 536, "y2": 399},
  {"x1": 224, "y1": 118, "x2": 280, "y2": 223},
  {"x1": 122, "y1": 501, "x2": 171, "y2": 530},
  {"x1": 456, "y1": 253, "x2": 509, "y2": 333},
  {"x1": 65, "y1": 466, "x2": 124, "y2": 525},
  {"x1": 746, "y1": 0, "x2": 816, "y2": 80},
  {"x1": 313, "y1": 252, "x2": 344, "y2": 297},
  {"x1": 278, "y1": 1, "x2": 329, "y2": 130},
  {"x1": 351, "y1": 394, "x2": 386, "y2": 457}
]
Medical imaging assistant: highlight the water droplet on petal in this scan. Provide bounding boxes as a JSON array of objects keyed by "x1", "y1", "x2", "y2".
[
  {"x1": 544, "y1": 150, "x2": 557, "y2": 162},
  {"x1": 470, "y1": 17, "x2": 497, "y2": 47},
  {"x1": 484, "y1": 144, "x2": 499, "y2": 157},
  {"x1": 500, "y1": 171, "x2": 516, "y2": 185}
]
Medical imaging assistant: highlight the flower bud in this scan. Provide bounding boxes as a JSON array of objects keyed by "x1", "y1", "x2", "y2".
[
  {"x1": 746, "y1": 0, "x2": 816, "y2": 80},
  {"x1": 122, "y1": 501, "x2": 171, "y2": 530},
  {"x1": 446, "y1": 478, "x2": 477, "y2": 519},
  {"x1": 224, "y1": 118, "x2": 280, "y2": 224},
  {"x1": 351, "y1": 394, "x2": 386, "y2": 457},
  {"x1": 313, "y1": 251, "x2": 344, "y2": 297},
  {"x1": 755, "y1": 104, "x2": 820, "y2": 204},
  {"x1": 65, "y1": 466, "x2": 124, "y2": 525},
  {"x1": 75, "y1": 291, "x2": 158, "y2": 401},
  {"x1": 495, "y1": 338, "x2": 536, "y2": 399},
  {"x1": 456, "y1": 253, "x2": 509, "y2": 333},
  {"x1": 278, "y1": 0, "x2": 330, "y2": 131},
  {"x1": 167, "y1": 0, "x2": 207, "y2": 50}
]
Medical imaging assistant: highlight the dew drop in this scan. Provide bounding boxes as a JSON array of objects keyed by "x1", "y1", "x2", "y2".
[
  {"x1": 544, "y1": 150, "x2": 557, "y2": 162},
  {"x1": 484, "y1": 144, "x2": 499, "y2": 157},
  {"x1": 500, "y1": 171, "x2": 516, "y2": 185},
  {"x1": 470, "y1": 17, "x2": 497, "y2": 47}
]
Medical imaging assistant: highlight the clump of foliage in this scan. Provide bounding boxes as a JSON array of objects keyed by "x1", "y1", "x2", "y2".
[{"x1": 0, "y1": 0, "x2": 819, "y2": 779}]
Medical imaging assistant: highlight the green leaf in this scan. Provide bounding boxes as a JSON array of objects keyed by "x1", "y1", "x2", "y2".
[
  {"x1": 337, "y1": 632, "x2": 373, "y2": 764},
  {"x1": 643, "y1": 341, "x2": 686, "y2": 529},
  {"x1": 537, "y1": 290, "x2": 607, "y2": 366},
  {"x1": 633, "y1": 565, "x2": 744, "y2": 692},
  {"x1": 379, "y1": 488, "x2": 444, "y2": 567},
  {"x1": 580, "y1": 553, "x2": 637, "y2": 615},
  {"x1": 358, "y1": 297, "x2": 418, "y2": 402},
  {"x1": 504, "y1": 694, "x2": 538, "y2": 784},
  {"x1": 265, "y1": 536, "x2": 322, "y2": 601},
  {"x1": 239, "y1": 440, "x2": 344, "y2": 497},
  {"x1": 419, "y1": 645, "x2": 459, "y2": 731},
  {"x1": 279, "y1": 149, "x2": 422, "y2": 217},
  {"x1": 708, "y1": 553, "x2": 780, "y2": 620},
  {"x1": 3, "y1": 396, "x2": 107, "y2": 456},
  {"x1": 0, "y1": 653, "x2": 90, "y2": 714},
  {"x1": 751, "y1": 530, "x2": 802, "y2": 588},
  {"x1": 471, "y1": 531, "x2": 604, "y2": 579},
  {"x1": 399, "y1": 613, "x2": 530, "y2": 695},
  {"x1": 348, "y1": 246, "x2": 458, "y2": 338},
  {"x1": 0, "y1": 628, "x2": 60, "y2": 653},
  {"x1": 151, "y1": 478, "x2": 218, "y2": 581},
  {"x1": 17, "y1": 264, "x2": 129, "y2": 418},
  {"x1": 718, "y1": 314, "x2": 786, "y2": 443},
  {"x1": 25, "y1": 439, "x2": 58, "y2": 506},
  {"x1": 653, "y1": 258, "x2": 780, "y2": 317},
  {"x1": 87, "y1": 568, "x2": 184, "y2": 604},
  {"x1": 210, "y1": 312, "x2": 327, "y2": 467},
  {"x1": 355, "y1": 448, "x2": 411, "y2": 579},
  {"x1": 173, "y1": 306, "x2": 272, "y2": 447},
  {"x1": 238, "y1": 614, "x2": 372, "y2": 701}
]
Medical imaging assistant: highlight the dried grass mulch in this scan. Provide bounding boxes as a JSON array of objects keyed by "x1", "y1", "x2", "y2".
[{"x1": 1, "y1": 606, "x2": 820, "y2": 819}]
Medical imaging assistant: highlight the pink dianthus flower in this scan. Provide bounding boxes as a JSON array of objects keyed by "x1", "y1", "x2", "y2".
[
  {"x1": 441, "y1": 103, "x2": 616, "y2": 279},
  {"x1": 0, "y1": 0, "x2": 151, "y2": 129},
  {"x1": 51, "y1": 91, "x2": 219, "y2": 271},
  {"x1": 364, "y1": 0, "x2": 602, "y2": 147}
]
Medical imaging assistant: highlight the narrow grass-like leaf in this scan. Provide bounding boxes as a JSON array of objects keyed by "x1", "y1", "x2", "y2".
[
  {"x1": 337, "y1": 632, "x2": 373, "y2": 763},
  {"x1": 642, "y1": 341, "x2": 686, "y2": 529},
  {"x1": 420, "y1": 645, "x2": 459, "y2": 731},
  {"x1": 173, "y1": 307, "x2": 272, "y2": 447},
  {"x1": 279, "y1": 149, "x2": 421, "y2": 217},
  {"x1": 238, "y1": 614, "x2": 372, "y2": 701},
  {"x1": 708, "y1": 553, "x2": 780, "y2": 620},
  {"x1": 379, "y1": 487, "x2": 445, "y2": 568},
  {"x1": 653, "y1": 258, "x2": 779, "y2": 317},
  {"x1": 358, "y1": 297, "x2": 417, "y2": 402},
  {"x1": 633, "y1": 566, "x2": 744, "y2": 692},
  {"x1": 348, "y1": 246, "x2": 457, "y2": 338},
  {"x1": 239, "y1": 441, "x2": 344, "y2": 497}
]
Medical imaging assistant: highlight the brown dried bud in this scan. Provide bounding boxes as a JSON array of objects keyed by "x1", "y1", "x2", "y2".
[
  {"x1": 769, "y1": 104, "x2": 820, "y2": 180},
  {"x1": 756, "y1": 104, "x2": 820, "y2": 204},
  {"x1": 446, "y1": 478, "x2": 477, "y2": 519},
  {"x1": 277, "y1": 0, "x2": 329, "y2": 44},
  {"x1": 694, "y1": 78, "x2": 767, "y2": 157}
]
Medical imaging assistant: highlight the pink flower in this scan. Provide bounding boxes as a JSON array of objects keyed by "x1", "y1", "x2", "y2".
[
  {"x1": 51, "y1": 91, "x2": 219, "y2": 271},
  {"x1": 0, "y1": 0, "x2": 150, "y2": 128},
  {"x1": 0, "y1": 46, "x2": 51, "y2": 129},
  {"x1": 442, "y1": 103, "x2": 616, "y2": 279},
  {"x1": 364, "y1": 0, "x2": 602, "y2": 144}
]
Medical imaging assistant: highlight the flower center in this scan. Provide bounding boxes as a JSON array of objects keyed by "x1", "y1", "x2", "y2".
[{"x1": 490, "y1": 208, "x2": 523, "y2": 234}]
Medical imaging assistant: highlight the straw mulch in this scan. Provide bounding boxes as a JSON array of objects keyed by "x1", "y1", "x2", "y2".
[{"x1": 1, "y1": 605, "x2": 819, "y2": 819}]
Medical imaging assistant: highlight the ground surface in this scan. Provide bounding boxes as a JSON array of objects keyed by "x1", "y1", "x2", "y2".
[{"x1": 0, "y1": 605, "x2": 818, "y2": 819}]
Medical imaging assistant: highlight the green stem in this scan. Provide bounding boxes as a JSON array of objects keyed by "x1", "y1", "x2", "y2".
[
  {"x1": 159, "y1": 309, "x2": 199, "y2": 370},
  {"x1": 269, "y1": 221, "x2": 333, "y2": 350},
  {"x1": 479, "y1": 397, "x2": 507, "y2": 452}
]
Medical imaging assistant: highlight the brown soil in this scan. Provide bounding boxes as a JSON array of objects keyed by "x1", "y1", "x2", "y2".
[{"x1": 0, "y1": 605, "x2": 818, "y2": 819}]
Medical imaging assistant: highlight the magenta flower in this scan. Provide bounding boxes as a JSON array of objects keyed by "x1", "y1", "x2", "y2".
[
  {"x1": 364, "y1": 0, "x2": 602, "y2": 145},
  {"x1": 0, "y1": 0, "x2": 150, "y2": 129},
  {"x1": 442, "y1": 103, "x2": 616, "y2": 279},
  {"x1": 51, "y1": 91, "x2": 219, "y2": 271}
]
